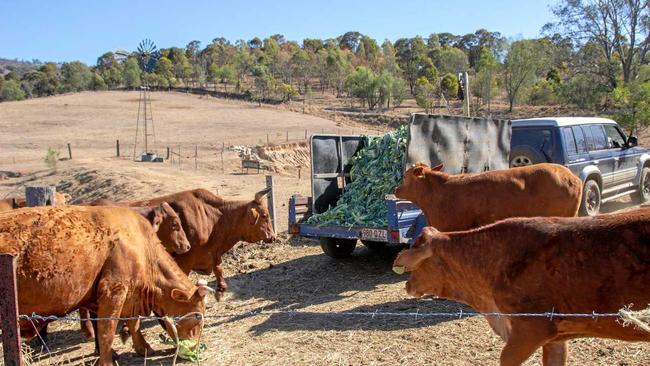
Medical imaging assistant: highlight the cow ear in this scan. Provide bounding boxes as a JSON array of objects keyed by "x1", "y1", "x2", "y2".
[
  {"x1": 195, "y1": 280, "x2": 214, "y2": 299},
  {"x1": 393, "y1": 243, "x2": 434, "y2": 272},
  {"x1": 254, "y1": 188, "x2": 272, "y2": 203},
  {"x1": 412, "y1": 166, "x2": 426, "y2": 179},
  {"x1": 432, "y1": 163, "x2": 444, "y2": 172},
  {"x1": 150, "y1": 206, "x2": 164, "y2": 232},
  {"x1": 171, "y1": 288, "x2": 192, "y2": 303},
  {"x1": 248, "y1": 207, "x2": 260, "y2": 225}
]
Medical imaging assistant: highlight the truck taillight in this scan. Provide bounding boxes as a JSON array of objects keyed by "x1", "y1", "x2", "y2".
[{"x1": 389, "y1": 230, "x2": 400, "y2": 241}]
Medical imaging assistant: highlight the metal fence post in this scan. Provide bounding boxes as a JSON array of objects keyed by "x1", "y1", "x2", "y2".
[
  {"x1": 0, "y1": 254, "x2": 23, "y2": 366},
  {"x1": 67, "y1": 143, "x2": 72, "y2": 160},
  {"x1": 116, "y1": 140, "x2": 120, "y2": 157},
  {"x1": 265, "y1": 175, "x2": 277, "y2": 233}
]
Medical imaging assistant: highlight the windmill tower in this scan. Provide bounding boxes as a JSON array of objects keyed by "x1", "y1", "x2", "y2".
[{"x1": 132, "y1": 39, "x2": 161, "y2": 162}]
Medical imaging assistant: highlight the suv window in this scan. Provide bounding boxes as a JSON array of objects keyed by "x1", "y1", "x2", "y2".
[
  {"x1": 603, "y1": 124, "x2": 626, "y2": 148},
  {"x1": 562, "y1": 127, "x2": 578, "y2": 155},
  {"x1": 583, "y1": 125, "x2": 608, "y2": 151},
  {"x1": 571, "y1": 126, "x2": 588, "y2": 153},
  {"x1": 511, "y1": 127, "x2": 553, "y2": 159}
]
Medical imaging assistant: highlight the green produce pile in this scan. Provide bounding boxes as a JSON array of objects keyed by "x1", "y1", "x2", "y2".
[
  {"x1": 160, "y1": 333, "x2": 207, "y2": 363},
  {"x1": 306, "y1": 125, "x2": 407, "y2": 227}
]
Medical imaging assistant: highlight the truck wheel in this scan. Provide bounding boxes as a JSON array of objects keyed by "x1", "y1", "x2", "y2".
[
  {"x1": 509, "y1": 149, "x2": 538, "y2": 168},
  {"x1": 361, "y1": 240, "x2": 386, "y2": 252},
  {"x1": 634, "y1": 167, "x2": 650, "y2": 203},
  {"x1": 320, "y1": 238, "x2": 357, "y2": 258},
  {"x1": 579, "y1": 179, "x2": 601, "y2": 216}
]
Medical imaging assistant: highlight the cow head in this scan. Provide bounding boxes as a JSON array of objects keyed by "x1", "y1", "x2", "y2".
[
  {"x1": 393, "y1": 226, "x2": 450, "y2": 298},
  {"x1": 162, "y1": 279, "x2": 213, "y2": 342},
  {"x1": 394, "y1": 162, "x2": 444, "y2": 201},
  {"x1": 242, "y1": 188, "x2": 276, "y2": 243},
  {"x1": 155, "y1": 202, "x2": 191, "y2": 254}
]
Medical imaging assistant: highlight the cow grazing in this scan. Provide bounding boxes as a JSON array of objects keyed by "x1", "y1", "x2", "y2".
[
  {"x1": 395, "y1": 162, "x2": 582, "y2": 231},
  {"x1": 130, "y1": 188, "x2": 276, "y2": 299},
  {"x1": 393, "y1": 208, "x2": 650, "y2": 366},
  {"x1": 0, "y1": 206, "x2": 211, "y2": 366},
  {"x1": 89, "y1": 198, "x2": 191, "y2": 255}
]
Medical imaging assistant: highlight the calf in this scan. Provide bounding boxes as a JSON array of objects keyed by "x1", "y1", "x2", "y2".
[
  {"x1": 393, "y1": 208, "x2": 650, "y2": 366},
  {"x1": 0, "y1": 206, "x2": 211, "y2": 366},
  {"x1": 395, "y1": 162, "x2": 582, "y2": 231}
]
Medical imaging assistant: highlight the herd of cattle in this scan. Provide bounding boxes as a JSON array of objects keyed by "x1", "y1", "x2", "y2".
[{"x1": 0, "y1": 162, "x2": 649, "y2": 366}]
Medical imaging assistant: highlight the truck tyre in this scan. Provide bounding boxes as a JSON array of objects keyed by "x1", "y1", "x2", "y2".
[
  {"x1": 320, "y1": 238, "x2": 357, "y2": 258},
  {"x1": 509, "y1": 148, "x2": 539, "y2": 168},
  {"x1": 634, "y1": 167, "x2": 650, "y2": 203},
  {"x1": 361, "y1": 240, "x2": 386, "y2": 252},
  {"x1": 579, "y1": 179, "x2": 601, "y2": 216}
]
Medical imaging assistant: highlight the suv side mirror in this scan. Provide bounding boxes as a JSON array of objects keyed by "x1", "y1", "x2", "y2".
[{"x1": 627, "y1": 135, "x2": 638, "y2": 147}]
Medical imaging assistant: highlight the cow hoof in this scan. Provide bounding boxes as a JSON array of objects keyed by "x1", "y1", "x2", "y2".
[
  {"x1": 135, "y1": 344, "x2": 155, "y2": 357},
  {"x1": 119, "y1": 328, "x2": 130, "y2": 344},
  {"x1": 214, "y1": 289, "x2": 226, "y2": 301}
]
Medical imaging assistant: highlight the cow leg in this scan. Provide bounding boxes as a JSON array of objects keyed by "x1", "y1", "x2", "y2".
[
  {"x1": 213, "y1": 256, "x2": 227, "y2": 301},
  {"x1": 500, "y1": 322, "x2": 553, "y2": 366},
  {"x1": 90, "y1": 310, "x2": 100, "y2": 354},
  {"x1": 542, "y1": 341, "x2": 567, "y2": 366},
  {"x1": 37, "y1": 323, "x2": 49, "y2": 343},
  {"x1": 126, "y1": 319, "x2": 155, "y2": 357},
  {"x1": 96, "y1": 284, "x2": 127, "y2": 366},
  {"x1": 79, "y1": 308, "x2": 95, "y2": 339}
]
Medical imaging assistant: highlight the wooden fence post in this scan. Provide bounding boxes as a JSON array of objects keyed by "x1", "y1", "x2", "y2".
[
  {"x1": 67, "y1": 143, "x2": 72, "y2": 160},
  {"x1": 194, "y1": 145, "x2": 198, "y2": 170},
  {"x1": 265, "y1": 175, "x2": 277, "y2": 233},
  {"x1": 286, "y1": 131, "x2": 289, "y2": 142},
  {"x1": 166, "y1": 146, "x2": 170, "y2": 160},
  {"x1": 26, "y1": 186, "x2": 56, "y2": 206},
  {"x1": 266, "y1": 134, "x2": 269, "y2": 145},
  {"x1": 0, "y1": 254, "x2": 23, "y2": 366},
  {"x1": 116, "y1": 140, "x2": 120, "y2": 157},
  {"x1": 304, "y1": 129, "x2": 307, "y2": 139}
]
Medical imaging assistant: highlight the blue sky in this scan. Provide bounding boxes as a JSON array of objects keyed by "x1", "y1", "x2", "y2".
[{"x1": 1, "y1": 0, "x2": 555, "y2": 65}]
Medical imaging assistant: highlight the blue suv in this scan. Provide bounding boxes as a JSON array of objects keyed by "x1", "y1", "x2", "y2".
[{"x1": 511, "y1": 117, "x2": 649, "y2": 216}]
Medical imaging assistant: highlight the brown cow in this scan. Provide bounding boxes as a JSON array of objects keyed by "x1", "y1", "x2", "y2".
[
  {"x1": 395, "y1": 162, "x2": 582, "y2": 231},
  {"x1": 0, "y1": 206, "x2": 211, "y2": 366},
  {"x1": 89, "y1": 198, "x2": 191, "y2": 255},
  {"x1": 129, "y1": 188, "x2": 276, "y2": 300},
  {"x1": 393, "y1": 208, "x2": 650, "y2": 366}
]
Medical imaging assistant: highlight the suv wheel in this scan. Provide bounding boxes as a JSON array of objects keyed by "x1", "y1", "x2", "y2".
[
  {"x1": 510, "y1": 151, "x2": 536, "y2": 167},
  {"x1": 580, "y1": 179, "x2": 601, "y2": 216},
  {"x1": 320, "y1": 238, "x2": 357, "y2": 258},
  {"x1": 635, "y1": 167, "x2": 650, "y2": 203}
]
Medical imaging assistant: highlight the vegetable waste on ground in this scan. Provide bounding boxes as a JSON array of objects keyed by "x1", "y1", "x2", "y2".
[
  {"x1": 159, "y1": 333, "x2": 208, "y2": 363},
  {"x1": 306, "y1": 125, "x2": 407, "y2": 227}
]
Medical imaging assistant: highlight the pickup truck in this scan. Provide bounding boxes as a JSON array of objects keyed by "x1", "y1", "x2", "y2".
[{"x1": 288, "y1": 114, "x2": 512, "y2": 258}]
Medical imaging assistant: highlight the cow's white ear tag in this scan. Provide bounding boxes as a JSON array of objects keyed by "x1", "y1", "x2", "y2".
[{"x1": 392, "y1": 266, "x2": 405, "y2": 275}]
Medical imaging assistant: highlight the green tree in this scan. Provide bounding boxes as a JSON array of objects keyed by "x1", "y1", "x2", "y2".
[
  {"x1": 0, "y1": 80, "x2": 26, "y2": 101},
  {"x1": 90, "y1": 73, "x2": 107, "y2": 90},
  {"x1": 123, "y1": 58, "x2": 142, "y2": 88},
  {"x1": 155, "y1": 57, "x2": 174, "y2": 88},
  {"x1": 61, "y1": 61, "x2": 92, "y2": 92},
  {"x1": 218, "y1": 64, "x2": 236, "y2": 92},
  {"x1": 394, "y1": 37, "x2": 428, "y2": 94},
  {"x1": 610, "y1": 80, "x2": 650, "y2": 134},
  {"x1": 440, "y1": 73, "x2": 459, "y2": 99},
  {"x1": 251, "y1": 65, "x2": 275, "y2": 105},
  {"x1": 474, "y1": 48, "x2": 499, "y2": 112},
  {"x1": 550, "y1": 0, "x2": 649, "y2": 85},
  {"x1": 502, "y1": 40, "x2": 550, "y2": 111},
  {"x1": 434, "y1": 47, "x2": 469, "y2": 75},
  {"x1": 391, "y1": 77, "x2": 408, "y2": 108},
  {"x1": 345, "y1": 66, "x2": 380, "y2": 109},
  {"x1": 414, "y1": 76, "x2": 436, "y2": 113}
]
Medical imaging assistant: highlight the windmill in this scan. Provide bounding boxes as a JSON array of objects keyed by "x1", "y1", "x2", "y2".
[{"x1": 132, "y1": 39, "x2": 162, "y2": 162}]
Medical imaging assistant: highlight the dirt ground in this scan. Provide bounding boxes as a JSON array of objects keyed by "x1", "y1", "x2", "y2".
[{"x1": 1, "y1": 91, "x2": 649, "y2": 366}]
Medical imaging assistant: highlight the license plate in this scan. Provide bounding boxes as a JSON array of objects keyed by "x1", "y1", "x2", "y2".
[{"x1": 360, "y1": 228, "x2": 387, "y2": 241}]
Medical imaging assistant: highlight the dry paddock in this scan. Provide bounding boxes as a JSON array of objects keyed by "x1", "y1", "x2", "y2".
[{"x1": 1, "y1": 92, "x2": 649, "y2": 365}]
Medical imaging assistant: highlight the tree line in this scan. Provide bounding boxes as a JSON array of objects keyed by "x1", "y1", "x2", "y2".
[{"x1": 0, "y1": 0, "x2": 648, "y2": 132}]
